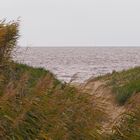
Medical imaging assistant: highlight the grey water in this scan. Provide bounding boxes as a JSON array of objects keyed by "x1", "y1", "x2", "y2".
[{"x1": 14, "y1": 47, "x2": 140, "y2": 83}]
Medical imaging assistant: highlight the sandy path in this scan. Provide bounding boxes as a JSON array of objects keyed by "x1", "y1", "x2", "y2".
[{"x1": 78, "y1": 79, "x2": 125, "y2": 134}]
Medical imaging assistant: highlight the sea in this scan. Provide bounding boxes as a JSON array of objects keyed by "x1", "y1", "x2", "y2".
[{"x1": 14, "y1": 47, "x2": 140, "y2": 83}]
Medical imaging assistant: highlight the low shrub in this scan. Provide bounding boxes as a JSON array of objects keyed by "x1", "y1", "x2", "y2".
[{"x1": 0, "y1": 20, "x2": 19, "y2": 66}]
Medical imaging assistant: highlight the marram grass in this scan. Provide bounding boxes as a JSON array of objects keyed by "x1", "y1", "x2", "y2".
[{"x1": 0, "y1": 63, "x2": 105, "y2": 140}]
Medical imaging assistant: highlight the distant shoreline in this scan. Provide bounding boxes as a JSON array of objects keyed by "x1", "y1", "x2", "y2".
[{"x1": 19, "y1": 46, "x2": 140, "y2": 48}]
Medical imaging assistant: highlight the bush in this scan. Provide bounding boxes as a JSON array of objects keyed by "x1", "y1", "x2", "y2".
[{"x1": 0, "y1": 20, "x2": 19, "y2": 66}]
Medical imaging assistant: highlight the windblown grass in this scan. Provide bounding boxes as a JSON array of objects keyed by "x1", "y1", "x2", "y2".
[
  {"x1": 111, "y1": 98, "x2": 140, "y2": 140},
  {"x1": 0, "y1": 20, "x2": 19, "y2": 66},
  {"x1": 0, "y1": 63, "x2": 105, "y2": 140}
]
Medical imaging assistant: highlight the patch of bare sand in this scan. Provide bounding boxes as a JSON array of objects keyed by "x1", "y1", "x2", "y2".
[{"x1": 77, "y1": 79, "x2": 125, "y2": 134}]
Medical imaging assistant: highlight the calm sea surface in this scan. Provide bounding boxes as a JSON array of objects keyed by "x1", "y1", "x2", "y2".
[{"x1": 14, "y1": 47, "x2": 140, "y2": 83}]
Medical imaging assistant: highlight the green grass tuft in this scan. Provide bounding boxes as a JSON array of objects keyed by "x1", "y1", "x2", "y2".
[{"x1": 99, "y1": 67, "x2": 140, "y2": 105}]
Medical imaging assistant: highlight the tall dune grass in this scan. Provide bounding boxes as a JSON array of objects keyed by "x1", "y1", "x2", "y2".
[
  {"x1": 111, "y1": 101, "x2": 140, "y2": 140},
  {"x1": 0, "y1": 20, "x2": 19, "y2": 67}
]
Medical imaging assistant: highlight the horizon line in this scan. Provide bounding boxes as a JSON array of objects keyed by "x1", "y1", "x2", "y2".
[{"x1": 19, "y1": 45, "x2": 140, "y2": 48}]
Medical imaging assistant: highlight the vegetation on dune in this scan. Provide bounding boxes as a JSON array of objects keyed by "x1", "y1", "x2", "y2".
[
  {"x1": 111, "y1": 96, "x2": 140, "y2": 140},
  {"x1": 94, "y1": 68, "x2": 140, "y2": 139},
  {"x1": 98, "y1": 67, "x2": 140, "y2": 105},
  {"x1": 0, "y1": 63, "x2": 106, "y2": 140}
]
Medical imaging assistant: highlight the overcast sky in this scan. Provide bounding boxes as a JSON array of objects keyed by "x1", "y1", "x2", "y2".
[{"x1": 0, "y1": 0, "x2": 140, "y2": 46}]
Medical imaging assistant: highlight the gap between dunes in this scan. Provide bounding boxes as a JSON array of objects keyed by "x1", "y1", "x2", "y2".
[{"x1": 74, "y1": 79, "x2": 126, "y2": 134}]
